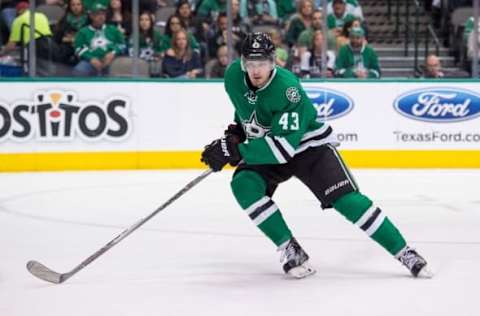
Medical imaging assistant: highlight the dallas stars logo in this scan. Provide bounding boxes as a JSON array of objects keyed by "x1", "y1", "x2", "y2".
[
  {"x1": 242, "y1": 111, "x2": 270, "y2": 139},
  {"x1": 286, "y1": 87, "x2": 301, "y2": 103},
  {"x1": 91, "y1": 32, "x2": 110, "y2": 50}
]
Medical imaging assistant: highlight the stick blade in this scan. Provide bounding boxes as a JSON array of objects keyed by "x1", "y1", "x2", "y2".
[{"x1": 26, "y1": 260, "x2": 64, "y2": 284}]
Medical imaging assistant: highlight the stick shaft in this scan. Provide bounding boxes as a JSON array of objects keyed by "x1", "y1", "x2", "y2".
[{"x1": 61, "y1": 169, "x2": 213, "y2": 282}]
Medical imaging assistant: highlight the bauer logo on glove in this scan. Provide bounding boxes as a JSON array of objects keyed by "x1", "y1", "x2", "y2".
[{"x1": 201, "y1": 135, "x2": 242, "y2": 172}]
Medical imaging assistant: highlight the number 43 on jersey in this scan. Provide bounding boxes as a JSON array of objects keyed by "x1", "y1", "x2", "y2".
[{"x1": 279, "y1": 112, "x2": 299, "y2": 131}]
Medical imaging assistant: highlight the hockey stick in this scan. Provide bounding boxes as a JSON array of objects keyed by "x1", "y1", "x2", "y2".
[{"x1": 26, "y1": 169, "x2": 214, "y2": 284}]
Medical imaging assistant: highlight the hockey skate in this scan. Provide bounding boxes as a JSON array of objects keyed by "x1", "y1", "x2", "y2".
[
  {"x1": 396, "y1": 246, "x2": 434, "y2": 278},
  {"x1": 278, "y1": 238, "x2": 316, "y2": 279}
]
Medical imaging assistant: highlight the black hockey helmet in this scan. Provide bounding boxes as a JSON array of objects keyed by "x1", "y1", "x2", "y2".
[{"x1": 241, "y1": 32, "x2": 275, "y2": 61}]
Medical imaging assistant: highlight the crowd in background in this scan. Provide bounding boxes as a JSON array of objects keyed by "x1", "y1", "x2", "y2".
[{"x1": 0, "y1": 0, "x2": 478, "y2": 78}]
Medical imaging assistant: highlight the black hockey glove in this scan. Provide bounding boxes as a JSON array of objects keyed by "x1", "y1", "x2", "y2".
[
  {"x1": 201, "y1": 135, "x2": 241, "y2": 172},
  {"x1": 224, "y1": 123, "x2": 246, "y2": 144}
]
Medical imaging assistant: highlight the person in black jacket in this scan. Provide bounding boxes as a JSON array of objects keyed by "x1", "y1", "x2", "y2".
[
  {"x1": 53, "y1": 0, "x2": 88, "y2": 64},
  {"x1": 161, "y1": 28, "x2": 202, "y2": 78}
]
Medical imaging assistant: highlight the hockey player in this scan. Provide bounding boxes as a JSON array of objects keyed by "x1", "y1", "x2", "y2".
[{"x1": 200, "y1": 32, "x2": 433, "y2": 279}]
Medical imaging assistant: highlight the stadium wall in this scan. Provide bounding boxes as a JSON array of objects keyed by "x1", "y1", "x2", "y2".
[{"x1": 0, "y1": 79, "x2": 479, "y2": 171}]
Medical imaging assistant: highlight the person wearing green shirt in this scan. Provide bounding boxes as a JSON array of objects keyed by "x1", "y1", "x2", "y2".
[
  {"x1": 82, "y1": 0, "x2": 110, "y2": 13},
  {"x1": 129, "y1": 11, "x2": 166, "y2": 61},
  {"x1": 73, "y1": 3, "x2": 126, "y2": 76},
  {"x1": 297, "y1": 9, "x2": 336, "y2": 51},
  {"x1": 326, "y1": 0, "x2": 363, "y2": 20},
  {"x1": 200, "y1": 32, "x2": 432, "y2": 279},
  {"x1": 327, "y1": 0, "x2": 356, "y2": 37},
  {"x1": 464, "y1": 16, "x2": 474, "y2": 43},
  {"x1": 335, "y1": 27, "x2": 380, "y2": 78},
  {"x1": 197, "y1": 0, "x2": 226, "y2": 20},
  {"x1": 160, "y1": 15, "x2": 200, "y2": 53}
]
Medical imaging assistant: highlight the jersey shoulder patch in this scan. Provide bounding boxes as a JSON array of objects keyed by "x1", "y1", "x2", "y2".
[{"x1": 285, "y1": 86, "x2": 301, "y2": 103}]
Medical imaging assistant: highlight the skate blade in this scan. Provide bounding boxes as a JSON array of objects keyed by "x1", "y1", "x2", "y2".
[
  {"x1": 287, "y1": 263, "x2": 316, "y2": 279},
  {"x1": 417, "y1": 265, "x2": 434, "y2": 279}
]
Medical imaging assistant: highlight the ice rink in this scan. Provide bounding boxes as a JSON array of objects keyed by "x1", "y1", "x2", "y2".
[{"x1": 1, "y1": 168, "x2": 479, "y2": 316}]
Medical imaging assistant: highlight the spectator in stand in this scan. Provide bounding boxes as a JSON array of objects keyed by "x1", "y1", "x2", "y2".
[
  {"x1": 106, "y1": 0, "x2": 132, "y2": 37},
  {"x1": 231, "y1": 0, "x2": 249, "y2": 40},
  {"x1": 327, "y1": 0, "x2": 356, "y2": 39},
  {"x1": 207, "y1": 12, "x2": 242, "y2": 59},
  {"x1": 270, "y1": 28, "x2": 288, "y2": 67},
  {"x1": 162, "y1": 28, "x2": 203, "y2": 78},
  {"x1": 335, "y1": 26, "x2": 380, "y2": 78},
  {"x1": 196, "y1": 0, "x2": 226, "y2": 22},
  {"x1": 176, "y1": 0, "x2": 196, "y2": 33},
  {"x1": 300, "y1": 29, "x2": 335, "y2": 77},
  {"x1": 464, "y1": 16, "x2": 474, "y2": 43},
  {"x1": 162, "y1": 14, "x2": 200, "y2": 52},
  {"x1": 335, "y1": 17, "x2": 361, "y2": 51},
  {"x1": 239, "y1": 0, "x2": 279, "y2": 26},
  {"x1": 421, "y1": 53, "x2": 444, "y2": 78},
  {"x1": 0, "y1": 2, "x2": 55, "y2": 59},
  {"x1": 285, "y1": 0, "x2": 314, "y2": 46},
  {"x1": 297, "y1": 9, "x2": 336, "y2": 54},
  {"x1": 0, "y1": 1, "x2": 19, "y2": 34},
  {"x1": 275, "y1": 0, "x2": 296, "y2": 23},
  {"x1": 326, "y1": 0, "x2": 363, "y2": 20},
  {"x1": 467, "y1": 23, "x2": 480, "y2": 73},
  {"x1": 129, "y1": 11, "x2": 166, "y2": 76},
  {"x1": 142, "y1": 0, "x2": 162, "y2": 12},
  {"x1": 83, "y1": 0, "x2": 109, "y2": 13},
  {"x1": 129, "y1": 11, "x2": 166, "y2": 61},
  {"x1": 73, "y1": 3, "x2": 126, "y2": 76},
  {"x1": 178, "y1": 0, "x2": 199, "y2": 12},
  {"x1": 54, "y1": 0, "x2": 88, "y2": 65},
  {"x1": 206, "y1": 44, "x2": 228, "y2": 78}
]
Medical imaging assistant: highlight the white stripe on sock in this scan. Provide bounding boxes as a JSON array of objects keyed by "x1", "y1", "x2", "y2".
[
  {"x1": 245, "y1": 196, "x2": 270, "y2": 216},
  {"x1": 365, "y1": 213, "x2": 386, "y2": 236},
  {"x1": 355, "y1": 205, "x2": 377, "y2": 228},
  {"x1": 253, "y1": 203, "x2": 278, "y2": 226}
]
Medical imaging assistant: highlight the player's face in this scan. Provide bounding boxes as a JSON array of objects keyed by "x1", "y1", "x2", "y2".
[{"x1": 244, "y1": 59, "x2": 273, "y2": 88}]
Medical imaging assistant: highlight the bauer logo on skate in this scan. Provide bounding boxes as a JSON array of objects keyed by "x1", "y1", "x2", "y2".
[
  {"x1": 305, "y1": 87, "x2": 354, "y2": 121},
  {"x1": 0, "y1": 90, "x2": 131, "y2": 142},
  {"x1": 394, "y1": 88, "x2": 480, "y2": 123}
]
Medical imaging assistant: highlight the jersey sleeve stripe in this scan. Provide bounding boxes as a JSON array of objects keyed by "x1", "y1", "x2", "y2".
[
  {"x1": 301, "y1": 125, "x2": 332, "y2": 144},
  {"x1": 296, "y1": 126, "x2": 336, "y2": 154},
  {"x1": 76, "y1": 47, "x2": 88, "y2": 57},
  {"x1": 274, "y1": 136, "x2": 296, "y2": 158},
  {"x1": 272, "y1": 137, "x2": 294, "y2": 161},
  {"x1": 265, "y1": 137, "x2": 288, "y2": 164}
]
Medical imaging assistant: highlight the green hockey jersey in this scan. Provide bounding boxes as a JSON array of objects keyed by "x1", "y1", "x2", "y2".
[
  {"x1": 74, "y1": 24, "x2": 125, "y2": 61},
  {"x1": 224, "y1": 60, "x2": 336, "y2": 165}
]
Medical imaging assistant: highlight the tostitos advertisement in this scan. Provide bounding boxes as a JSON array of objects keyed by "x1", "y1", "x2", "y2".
[{"x1": 0, "y1": 80, "x2": 479, "y2": 171}]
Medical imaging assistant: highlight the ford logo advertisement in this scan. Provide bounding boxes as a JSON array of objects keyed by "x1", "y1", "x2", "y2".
[
  {"x1": 393, "y1": 88, "x2": 480, "y2": 123},
  {"x1": 305, "y1": 87, "x2": 354, "y2": 121}
]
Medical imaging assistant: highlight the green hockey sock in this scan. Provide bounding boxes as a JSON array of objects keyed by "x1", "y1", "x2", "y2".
[
  {"x1": 333, "y1": 192, "x2": 407, "y2": 255},
  {"x1": 231, "y1": 170, "x2": 292, "y2": 246}
]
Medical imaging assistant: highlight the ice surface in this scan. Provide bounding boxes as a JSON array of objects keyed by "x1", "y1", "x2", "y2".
[{"x1": 1, "y1": 169, "x2": 479, "y2": 316}]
